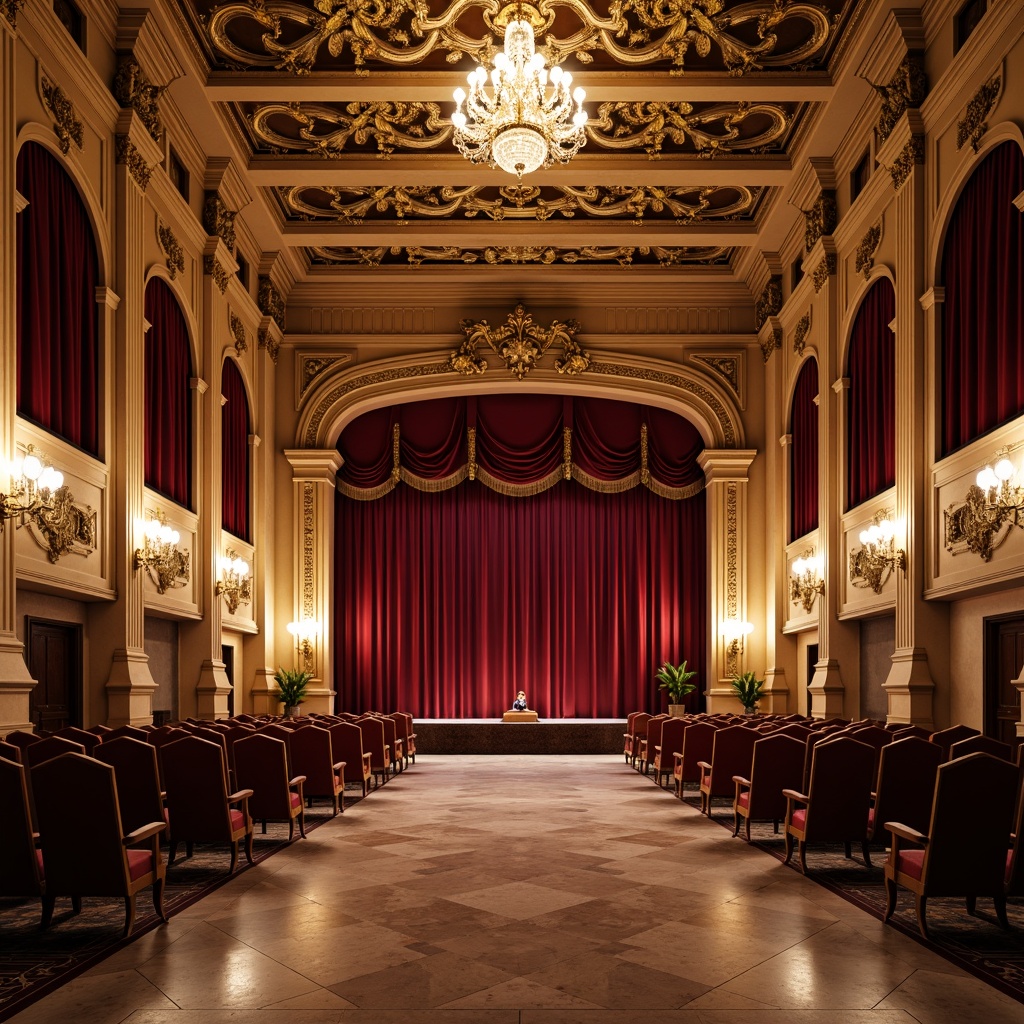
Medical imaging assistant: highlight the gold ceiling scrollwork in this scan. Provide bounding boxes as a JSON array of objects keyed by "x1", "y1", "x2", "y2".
[
  {"x1": 203, "y1": 0, "x2": 835, "y2": 76},
  {"x1": 278, "y1": 183, "x2": 761, "y2": 223},
  {"x1": 246, "y1": 99, "x2": 795, "y2": 159},
  {"x1": 451, "y1": 303, "x2": 587, "y2": 380},
  {"x1": 307, "y1": 243, "x2": 731, "y2": 266}
]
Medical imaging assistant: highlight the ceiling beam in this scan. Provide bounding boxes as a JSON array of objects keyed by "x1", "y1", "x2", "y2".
[{"x1": 207, "y1": 70, "x2": 834, "y2": 103}]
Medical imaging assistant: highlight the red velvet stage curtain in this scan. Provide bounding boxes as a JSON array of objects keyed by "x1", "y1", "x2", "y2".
[
  {"x1": 942, "y1": 142, "x2": 1024, "y2": 455},
  {"x1": 335, "y1": 395, "x2": 706, "y2": 718},
  {"x1": 790, "y1": 358, "x2": 819, "y2": 541},
  {"x1": 847, "y1": 278, "x2": 896, "y2": 510},
  {"x1": 221, "y1": 359, "x2": 250, "y2": 541},
  {"x1": 144, "y1": 279, "x2": 193, "y2": 509},
  {"x1": 15, "y1": 142, "x2": 99, "y2": 455}
]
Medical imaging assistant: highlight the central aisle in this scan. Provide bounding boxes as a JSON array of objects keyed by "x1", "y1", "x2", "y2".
[{"x1": 12, "y1": 755, "x2": 1022, "y2": 1023}]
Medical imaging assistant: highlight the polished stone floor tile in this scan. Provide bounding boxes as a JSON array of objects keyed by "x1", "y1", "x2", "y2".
[{"x1": 10, "y1": 754, "x2": 1022, "y2": 1024}]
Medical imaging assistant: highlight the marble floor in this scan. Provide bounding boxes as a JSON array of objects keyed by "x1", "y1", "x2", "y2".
[{"x1": 10, "y1": 754, "x2": 1022, "y2": 1024}]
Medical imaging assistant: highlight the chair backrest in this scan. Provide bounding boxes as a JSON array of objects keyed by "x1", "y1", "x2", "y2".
[
  {"x1": 377, "y1": 714, "x2": 399, "y2": 754},
  {"x1": 25, "y1": 735, "x2": 86, "y2": 767},
  {"x1": 775, "y1": 723, "x2": 812, "y2": 742},
  {"x1": 889, "y1": 724, "x2": 932, "y2": 740},
  {"x1": 148, "y1": 726, "x2": 191, "y2": 748},
  {"x1": 106, "y1": 724, "x2": 149, "y2": 741},
  {"x1": 233, "y1": 734, "x2": 293, "y2": 819},
  {"x1": 645, "y1": 715, "x2": 667, "y2": 753},
  {"x1": 388, "y1": 713, "x2": 409, "y2": 745},
  {"x1": 803, "y1": 737, "x2": 875, "y2": 841},
  {"x1": 161, "y1": 736, "x2": 234, "y2": 842},
  {"x1": 356, "y1": 717, "x2": 387, "y2": 769},
  {"x1": 657, "y1": 718, "x2": 687, "y2": 765},
  {"x1": 87, "y1": 724, "x2": 112, "y2": 735},
  {"x1": 949, "y1": 735, "x2": 1014, "y2": 762},
  {"x1": 706, "y1": 725, "x2": 759, "y2": 796},
  {"x1": 0, "y1": 739, "x2": 21, "y2": 763},
  {"x1": 846, "y1": 724, "x2": 893, "y2": 786},
  {"x1": 745, "y1": 734, "x2": 805, "y2": 821},
  {"x1": 55, "y1": 725, "x2": 102, "y2": 754},
  {"x1": 33, "y1": 752, "x2": 134, "y2": 895},
  {"x1": 678, "y1": 721, "x2": 717, "y2": 782},
  {"x1": 0, "y1": 755, "x2": 43, "y2": 896},
  {"x1": 921, "y1": 752, "x2": 1019, "y2": 893},
  {"x1": 327, "y1": 722, "x2": 370, "y2": 783},
  {"x1": 630, "y1": 713, "x2": 651, "y2": 740},
  {"x1": 289, "y1": 725, "x2": 338, "y2": 796},
  {"x1": 4, "y1": 729, "x2": 40, "y2": 752},
  {"x1": 94, "y1": 736, "x2": 164, "y2": 836},
  {"x1": 929, "y1": 723, "x2": 979, "y2": 759},
  {"x1": 871, "y1": 736, "x2": 943, "y2": 840}
]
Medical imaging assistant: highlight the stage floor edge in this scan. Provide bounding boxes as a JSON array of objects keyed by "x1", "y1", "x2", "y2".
[{"x1": 413, "y1": 718, "x2": 627, "y2": 755}]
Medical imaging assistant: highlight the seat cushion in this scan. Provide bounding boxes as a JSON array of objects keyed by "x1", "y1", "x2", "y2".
[
  {"x1": 867, "y1": 807, "x2": 875, "y2": 829},
  {"x1": 36, "y1": 848, "x2": 44, "y2": 879},
  {"x1": 791, "y1": 808, "x2": 807, "y2": 831},
  {"x1": 898, "y1": 849, "x2": 925, "y2": 881},
  {"x1": 229, "y1": 808, "x2": 246, "y2": 832},
  {"x1": 126, "y1": 849, "x2": 153, "y2": 881},
  {"x1": 737, "y1": 792, "x2": 750, "y2": 811},
  {"x1": 289, "y1": 792, "x2": 302, "y2": 810}
]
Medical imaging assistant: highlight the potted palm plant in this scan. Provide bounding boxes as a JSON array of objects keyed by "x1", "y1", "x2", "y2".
[
  {"x1": 731, "y1": 670, "x2": 765, "y2": 715},
  {"x1": 274, "y1": 667, "x2": 312, "y2": 717},
  {"x1": 656, "y1": 660, "x2": 698, "y2": 717}
]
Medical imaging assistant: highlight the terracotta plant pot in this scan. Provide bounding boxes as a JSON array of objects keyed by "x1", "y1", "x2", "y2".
[{"x1": 668, "y1": 704, "x2": 687, "y2": 717}]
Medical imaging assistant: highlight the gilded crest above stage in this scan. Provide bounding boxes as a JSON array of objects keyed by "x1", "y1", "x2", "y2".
[{"x1": 172, "y1": 0, "x2": 862, "y2": 271}]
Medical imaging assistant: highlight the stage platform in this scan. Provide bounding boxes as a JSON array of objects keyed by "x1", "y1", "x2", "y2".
[{"x1": 414, "y1": 718, "x2": 626, "y2": 755}]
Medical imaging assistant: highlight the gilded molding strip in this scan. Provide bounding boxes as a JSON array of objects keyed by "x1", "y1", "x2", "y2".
[
  {"x1": 206, "y1": 0, "x2": 833, "y2": 76},
  {"x1": 726, "y1": 481, "x2": 739, "y2": 677},
  {"x1": 301, "y1": 481, "x2": 315, "y2": 619}
]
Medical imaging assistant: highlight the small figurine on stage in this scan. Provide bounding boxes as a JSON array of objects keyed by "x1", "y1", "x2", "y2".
[{"x1": 512, "y1": 690, "x2": 528, "y2": 711}]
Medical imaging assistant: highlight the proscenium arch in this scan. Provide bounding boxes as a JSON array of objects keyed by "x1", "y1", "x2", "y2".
[{"x1": 296, "y1": 350, "x2": 746, "y2": 453}]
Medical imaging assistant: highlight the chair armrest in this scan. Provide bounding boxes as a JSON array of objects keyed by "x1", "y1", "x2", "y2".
[
  {"x1": 782, "y1": 788, "x2": 809, "y2": 803},
  {"x1": 885, "y1": 821, "x2": 928, "y2": 846},
  {"x1": 732, "y1": 775, "x2": 751, "y2": 788},
  {"x1": 672, "y1": 752, "x2": 683, "y2": 766},
  {"x1": 654, "y1": 745, "x2": 662, "y2": 754},
  {"x1": 289, "y1": 775, "x2": 307, "y2": 788},
  {"x1": 123, "y1": 821, "x2": 167, "y2": 846},
  {"x1": 227, "y1": 788, "x2": 254, "y2": 803},
  {"x1": 333, "y1": 761, "x2": 346, "y2": 772},
  {"x1": 697, "y1": 760, "x2": 711, "y2": 772}
]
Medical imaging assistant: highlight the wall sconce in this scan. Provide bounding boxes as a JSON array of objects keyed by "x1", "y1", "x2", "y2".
[
  {"x1": 944, "y1": 454, "x2": 1024, "y2": 561},
  {"x1": 0, "y1": 446, "x2": 64, "y2": 531},
  {"x1": 849, "y1": 512, "x2": 907, "y2": 594},
  {"x1": 287, "y1": 617, "x2": 320, "y2": 674},
  {"x1": 216, "y1": 551, "x2": 252, "y2": 614},
  {"x1": 133, "y1": 515, "x2": 190, "y2": 594},
  {"x1": 719, "y1": 618, "x2": 753, "y2": 677},
  {"x1": 790, "y1": 552, "x2": 825, "y2": 612}
]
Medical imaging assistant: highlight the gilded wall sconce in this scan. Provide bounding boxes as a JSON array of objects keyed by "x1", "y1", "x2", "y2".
[
  {"x1": 0, "y1": 446, "x2": 64, "y2": 529},
  {"x1": 944, "y1": 455, "x2": 1024, "y2": 561},
  {"x1": 216, "y1": 551, "x2": 252, "y2": 614},
  {"x1": 790, "y1": 552, "x2": 825, "y2": 612},
  {"x1": 287, "y1": 617, "x2": 320, "y2": 674},
  {"x1": 133, "y1": 515, "x2": 190, "y2": 594},
  {"x1": 849, "y1": 512, "x2": 906, "y2": 594}
]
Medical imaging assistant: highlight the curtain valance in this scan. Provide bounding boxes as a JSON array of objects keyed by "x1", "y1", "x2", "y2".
[{"x1": 336, "y1": 395, "x2": 705, "y2": 500}]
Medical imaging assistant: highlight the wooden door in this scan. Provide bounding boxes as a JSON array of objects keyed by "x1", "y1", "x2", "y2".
[
  {"x1": 25, "y1": 618, "x2": 82, "y2": 732},
  {"x1": 984, "y1": 614, "x2": 1024, "y2": 747},
  {"x1": 222, "y1": 644, "x2": 235, "y2": 718}
]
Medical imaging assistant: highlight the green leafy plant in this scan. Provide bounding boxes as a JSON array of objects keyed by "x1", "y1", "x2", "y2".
[
  {"x1": 730, "y1": 670, "x2": 765, "y2": 711},
  {"x1": 656, "y1": 660, "x2": 698, "y2": 704},
  {"x1": 274, "y1": 667, "x2": 312, "y2": 708}
]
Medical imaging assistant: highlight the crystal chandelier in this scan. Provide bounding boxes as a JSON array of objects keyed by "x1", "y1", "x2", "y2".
[{"x1": 451, "y1": 8, "x2": 587, "y2": 178}]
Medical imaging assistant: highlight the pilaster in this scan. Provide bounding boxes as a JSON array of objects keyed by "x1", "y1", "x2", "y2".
[
  {"x1": 0, "y1": 15, "x2": 36, "y2": 735},
  {"x1": 92, "y1": 109, "x2": 161, "y2": 726},
  {"x1": 698, "y1": 449, "x2": 758, "y2": 713},
  {"x1": 283, "y1": 449, "x2": 342, "y2": 715}
]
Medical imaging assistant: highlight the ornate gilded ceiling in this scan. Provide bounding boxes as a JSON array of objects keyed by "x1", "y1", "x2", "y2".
[{"x1": 173, "y1": 0, "x2": 861, "y2": 273}]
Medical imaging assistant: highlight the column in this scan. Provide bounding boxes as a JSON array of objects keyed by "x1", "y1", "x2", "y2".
[
  {"x1": 283, "y1": 449, "x2": 342, "y2": 715},
  {"x1": 89, "y1": 110, "x2": 161, "y2": 726},
  {"x1": 881, "y1": 111, "x2": 945, "y2": 728},
  {"x1": 0, "y1": 11, "x2": 35, "y2": 734},
  {"x1": 699, "y1": 449, "x2": 757, "y2": 713}
]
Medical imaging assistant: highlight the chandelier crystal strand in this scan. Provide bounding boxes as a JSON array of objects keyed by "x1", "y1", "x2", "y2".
[{"x1": 451, "y1": 14, "x2": 587, "y2": 178}]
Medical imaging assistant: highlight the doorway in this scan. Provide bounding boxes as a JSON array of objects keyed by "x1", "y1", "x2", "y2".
[
  {"x1": 222, "y1": 644, "x2": 235, "y2": 718},
  {"x1": 25, "y1": 617, "x2": 83, "y2": 732},
  {"x1": 983, "y1": 613, "x2": 1024, "y2": 746}
]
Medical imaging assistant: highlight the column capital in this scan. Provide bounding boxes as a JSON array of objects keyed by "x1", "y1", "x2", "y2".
[
  {"x1": 698, "y1": 449, "x2": 756, "y2": 483},
  {"x1": 285, "y1": 448, "x2": 344, "y2": 484}
]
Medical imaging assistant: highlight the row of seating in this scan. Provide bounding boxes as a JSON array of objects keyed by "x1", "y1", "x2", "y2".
[
  {"x1": 0, "y1": 707, "x2": 417, "y2": 937},
  {"x1": 623, "y1": 710, "x2": 1024, "y2": 936}
]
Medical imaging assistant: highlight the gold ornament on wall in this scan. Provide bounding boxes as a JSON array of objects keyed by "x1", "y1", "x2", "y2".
[
  {"x1": 753, "y1": 275, "x2": 782, "y2": 331},
  {"x1": 872, "y1": 54, "x2": 926, "y2": 144},
  {"x1": 204, "y1": 254, "x2": 231, "y2": 293},
  {"x1": 855, "y1": 224, "x2": 881, "y2": 279},
  {"x1": 957, "y1": 73, "x2": 1002, "y2": 153},
  {"x1": 229, "y1": 312, "x2": 248, "y2": 353},
  {"x1": 849, "y1": 510, "x2": 906, "y2": 594},
  {"x1": 452, "y1": 303, "x2": 586, "y2": 381},
  {"x1": 803, "y1": 191, "x2": 837, "y2": 252},
  {"x1": 41, "y1": 77, "x2": 84, "y2": 155},
  {"x1": 258, "y1": 276, "x2": 286, "y2": 329},
  {"x1": 204, "y1": 192, "x2": 238, "y2": 251},
  {"x1": 888, "y1": 135, "x2": 924, "y2": 190},
  {"x1": 158, "y1": 223, "x2": 185, "y2": 279},
  {"x1": 133, "y1": 514, "x2": 190, "y2": 594},
  {"x1": 113, "y1": 55, "x2": 173, "y2": 143},
  {"x1": 944, "y1": 453, "x2": 1024, "y2": 561},
  {"x1": 115, "y1": 135, "x2": 152, "y2": 191},
  {"x1": 790, "y1": 551, "x2": 824, "y2": 612}
]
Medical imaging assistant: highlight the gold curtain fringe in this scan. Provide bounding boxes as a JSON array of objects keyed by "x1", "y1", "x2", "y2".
[
  {"x1": 644, "y1": 476, "x2": 705, "y2": 500},
  {"x1": 336, "y1": 476, "x2": 400, "y2": 501},
  {"x1": 400, "y1": 465, "x2": 469, "y2": 492},
  {"x1": 571, "y1": 465, "x2": 642, "y2": 494},
  {"x1": 474, "y1": 467, "x2": 564, "y2": 497}
]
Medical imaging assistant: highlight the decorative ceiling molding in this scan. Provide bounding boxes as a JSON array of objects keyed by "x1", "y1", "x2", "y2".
[
  {"x1": 198, "y1": 0, "x2": 839, "y2": 76},
  {"x1": 276, "y1": 183, "x2": 763, "y2": 223},
  {"x1": 306, "y1": 244, "x2": 732, "y2": 267},
  {"x1": 243, "y1": 99, "x2": 797, "y2": 159}
]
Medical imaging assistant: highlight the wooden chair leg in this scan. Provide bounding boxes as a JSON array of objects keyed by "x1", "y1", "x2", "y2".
[
  {"x1": 861, "y1": 841, "x2": 872, "y2": 868},
  {"x1": 41, "y1": 895, "x2": 56, "y2": 928},
  {"x1": 287, "y1": 817, "x2": 294, "y2": 842},
  {"x1": 844, "y1": 840, "x2": 852, "y2": 859},
  {"x1": 168, "y1": 841, "x2": 178, "y2": 866},
  {"x1": 122, "y1": 895, "x2": 136, "y2": 938},
  {"x1": 153, "y1": 877, "x2": 167, "y2": 922},
  {"x1": 783, "y1": 830, "x2": 794, "y2": 865},
  {"x1": 994, "y1": 895, "x2": 1009, "y2": 929},
  {"x1": 883, "y1": 876, "x2": 897, "y2": 920},
  {"x1": 732, "y1": 811, "x2": 740, "y2": 837},
  {"x1": 745, "y1": 817, "x2": 752, "y2": 843},
  {"x1": 798, "y1": 841, "x2": 808, "y2": 875},
  {"x1": 298, "y1": 807, "x2": 306, "y2": 839},
  {"x1": 229, "y1": 841, "x2": 239, "y2": 875},
  {"x1": 915, "y1": 894, "x2": 929, "y2": 938},
  {"x1": 243, "y1": 829, "x2": 254, "y2": 864}
]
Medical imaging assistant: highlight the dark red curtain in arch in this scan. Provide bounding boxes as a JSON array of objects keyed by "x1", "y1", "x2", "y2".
[
  {"x1": 144, "y1": 279, "x2": 193, "y2": 509},
  {"x1": 790, "y1": 358, "x2": 819, "y2": 541},
  {"x1": 221, "y1": 359, "x2": 250, "y2": 541},
  {"x1": 334, "y1": 395, "x2": 706, "y2": 718},
  {"x1": 942, "y1": 141, "x2": 1024, "y2": 455},
  {"x1": 847, "y1": 278, "x2": 896, "y2": 510},
  {"x1": 16, "y1": 142, "x2": 99, "y2": 454}
]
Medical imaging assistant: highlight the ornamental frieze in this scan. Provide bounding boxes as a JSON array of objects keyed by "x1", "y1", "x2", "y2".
[
  {"x1": 306, "y1": 244, "x2": 731, "y2": 268},
  {"x1": 199, "y1": 0, "x2": 837, "y2": 76},
  {"x1": 204, "y1": 254, "x2": 231, "y2": 293},
  {"x1": 277, "y1": 183, "x2": 763, "y2": 224}
]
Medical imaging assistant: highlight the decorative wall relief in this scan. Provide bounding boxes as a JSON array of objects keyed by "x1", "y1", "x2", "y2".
[
  {"x1": 158, "y1": 223, "x2": 185, "y2": 279},
  {"x1": 113, "y1": 54, "x2": 172, "y2": 143},
  {"x1": 855, "y1": 224, "x2": 882, "y2": 279},
  {"x1": 41, "y1": 76, "x2": 84, "y2": 155},
  {"x1": 957, "y1": 72, "x2": 1002, "y2": 153},
  {"x1": 22, "y1": 486, "x2": 97, "y2": 564}
]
